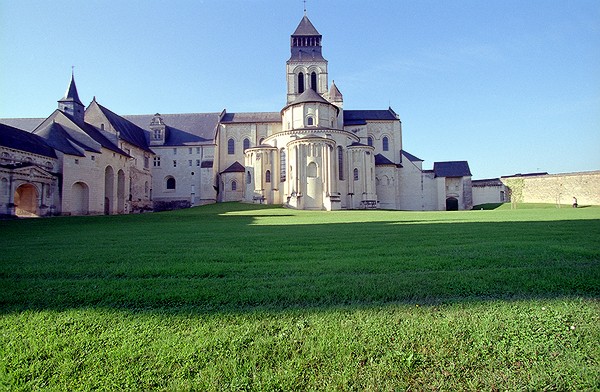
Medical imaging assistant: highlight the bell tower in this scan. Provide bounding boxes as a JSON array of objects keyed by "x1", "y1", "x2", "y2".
[
  {"x1": 286, "y1": 15, "x2": 329, "y2": 104},
  {"x1": 58, "y1": 72, "x2": 85, "y2": 124}
]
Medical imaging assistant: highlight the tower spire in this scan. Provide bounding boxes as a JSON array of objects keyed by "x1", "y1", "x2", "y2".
[{"x1": 303, "y1": 0, "x2": 307, "y2": 15}]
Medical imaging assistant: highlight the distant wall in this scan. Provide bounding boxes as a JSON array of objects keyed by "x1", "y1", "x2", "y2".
[{"x1": 503, "y1": 171, "x2": 600, "y2": 206}]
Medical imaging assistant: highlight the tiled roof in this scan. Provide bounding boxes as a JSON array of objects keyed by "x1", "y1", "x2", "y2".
[
  {"x1": 221, "y1": 112, "x2": 280, "y2": 124},
  {"x1": 58, "y1": 74, "x2": 83, "y2": 106},
  {"x1": 472, "y1": 178, "x2": 503, "y2": 187},
  {"x1": 292, "y1": 15, "x2": 321, "y2": 36},
  {"x1": 344, "y1": 109, "x2": 398, "y2": 126},
  {"x1": 433, "y1": 161, "x2": 472, "y2": 177},
  {"x1": 374, "y1": 153, "x2": 397, "y2": 166},
  {"x1": 96, "y1": 103, "x2": 152, "y2": 152},
  {"x1": 125, "y1": 112, "x2": 221, "y2": 145},
  {"x1": 221, "y1": 161, "x2": 245, "y2": 173},
  {"x1": 401, "y1": 150, "x2": 423, "y2": 162},
  {"x1": 0, "y1": 118, "x2": 45, "y2": 131},
  {"x1": 0, "y1": 123, "x2": 57, "y2": 158},
  {"x1": 34, "y1": 121, "x2": 86, "y2": 156}
]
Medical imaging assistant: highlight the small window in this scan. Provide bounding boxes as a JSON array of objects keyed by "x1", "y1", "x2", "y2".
[
  {"x1": 188, "y1": 160, "x2": 192, "y2": 167},
  {"x1": 91, "y1": 155, "x2": 95, "y2": 161},
  {"x1": 228, "y1": 138, "x2": 235, "y2": 155},
  {"x1": 265, "y1": 170, "x2": 271, "y2": 183},
  {"x1": 243, "y1": 138, "x2": 250, "y2": 151},
  {"x1": 311, "y1": 72, "x2": 317, "y2": 92},
  {"x1": 166, "y1": 177, "x2": 176, "y2": 190},
  {"x1": 196, "y1": 147, "x2": 200, "y2": 154},
  {"x1": 307, "y1": 117, "x2": 314, "y2": 126},
  {"x1": 188, "y1": 148, "x2": 192, "y2": 154},
  {"x1": 231, "y1": 180, "x2": 237, "y2": 191},
  {"x1": 298, "y1": 72, "x2": 305, "y2": 94},
  {"x1": 153, "y1": 156, "x2": 161, "y2": 167},
  {"x1": 367, "y1": 137, "x2": 373, "y2": 146},
  {"x1": 353, "y1": 168, "x2": 359, "y2": 181},
  {"x1": 173, "y1": 160, "x2": 177, "y2": 167},
  {"x1": 173, "y1": 148, "x2": 177, "y2": 155},
  {"x1": 144, "y1": 156, "x2": 149, "y2": 168},
  {"x1": 259, "y1": 138, "x2": 265, "y2": 145},
  {"x1": 196, "y1": 159, "x2": 200, "y2": 167},
  {"x1": 246, "y1": 171, "x2": 251, "y2": 184},
  {"x1": 382, "y1": 136, "x2": 389, "y2": 151},
  {"x1": 75, "y1": 159, "x2": 79, "y2": 164}
]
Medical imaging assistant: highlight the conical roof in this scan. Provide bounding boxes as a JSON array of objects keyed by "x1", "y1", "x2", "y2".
[{"x1": 58, "y1": 74, "x2": 83, "y2": 106}]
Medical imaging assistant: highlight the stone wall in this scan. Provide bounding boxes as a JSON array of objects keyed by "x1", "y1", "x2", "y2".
[{"x1": 502, "y1": 171, "x2": 600, "y2": 206}]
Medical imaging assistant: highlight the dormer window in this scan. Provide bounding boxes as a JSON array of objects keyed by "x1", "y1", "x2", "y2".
[{"x1": 153, "y1": 129, "x2": 162, "y2": 139}]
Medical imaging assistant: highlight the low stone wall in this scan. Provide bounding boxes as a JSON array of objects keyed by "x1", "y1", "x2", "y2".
[{"x1": 502, "y1": 171, "x2": 600, "y2": 206}]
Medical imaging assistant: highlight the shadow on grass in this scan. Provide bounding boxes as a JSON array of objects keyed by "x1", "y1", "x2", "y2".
[{"x1": 1, "y1": 203, "x2": 599, "y2": 314}]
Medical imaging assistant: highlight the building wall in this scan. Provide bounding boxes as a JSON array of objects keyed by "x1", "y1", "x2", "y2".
[
  {"x1": 472, "y1": 184, "x2": 506, "y2": 206},
  {"x1": 503, "y1": 171, "x2": 600, "y2": 206}
]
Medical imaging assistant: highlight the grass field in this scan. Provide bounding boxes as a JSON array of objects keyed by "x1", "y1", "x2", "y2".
[{"x1": 1, "y1": 203, "x2": 599, "y2": 390}]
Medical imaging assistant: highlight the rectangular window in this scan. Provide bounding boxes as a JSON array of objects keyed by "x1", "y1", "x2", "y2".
[
  {"x1": 144, "y1": 156, "x2": 149, "y2": 168},
  {"x1": 74, "y1": 159, "x2": 79, "y2": 164},
  {"x1": 91, "y1": 156, "x2": 95, "y2": 161},
  {"x1": 196, "y1": 147, "x2": 201, "y2": 154},
  {"x1": 189, "y1": 148, "x2": 193, "y2": 154},
  {"x1": 153, "y1": 156, "x2": 161, "y2": 167},
  {"x1": 173, "y1": 160, "x2": 177, "y2": 167},
  {"x1": 188, "y1": 160, "x2": 193, "y2": 167},
  {"x1": 173, "y1": 148, "x2": 177, "y2": 155},
  {"x1": 196, "y1": 159, "x2": 201, "y2": 167}
]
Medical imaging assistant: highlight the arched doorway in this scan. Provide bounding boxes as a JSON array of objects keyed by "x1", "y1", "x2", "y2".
[
  {"x1": 104, "y1": 166, "x2": 114, "y2": 215},
  {"x1": 71, "y1": 182, "x2": 89, "y2": 215},
  {"x1": 117, "y1": 170, "x2": 125, "y2": 213},
  {"x1": 14, "y1": 184, "x2": 38, "y2": 217},
  {"x1": 446, "y1": 197, "x2": 459, "y2": 211}
]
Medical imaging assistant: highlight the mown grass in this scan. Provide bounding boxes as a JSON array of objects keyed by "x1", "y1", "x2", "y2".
[{"x1": 1, "y1": 203, "x2": 599, "y2": 390}]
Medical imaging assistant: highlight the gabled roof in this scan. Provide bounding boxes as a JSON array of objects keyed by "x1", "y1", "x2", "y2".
[
  {"x1": 220, "y1": 112, "x2": 281, "y2": 124},
  {"x1": 292, "y1": 15, "x2": 321, "y2": 36},
  {"x1": 125, "y1": 112, "x2": 221, "y2": 145},
  {"x1": 344, "y1": 109, "x2": 398, "y2": 126},
  {"x1": 433, "y1": 161, "x2": 472, "y2": 177},
  {"x1": 0, "y1": 123, "x2": 57, "y2": 158},
  {"x1": 34, "y1": 121, "x2": 85, "y2": 156},
  {"x1": 95, "y1": 103, "x2": 152, "y2": 152},
  {"x1": 59, "y1": 110, "x2": 126, "y2": 155},
  {"x1": 401, "y1": 150, "x2": 423, "y2": 162},
  {"x1": 58, "y1": 74, "x2": 83, "y2": 106},
  {"x1": 221, "y1": 161, "x2": 245, "y2": 173},
  {"x1": 0, "y1": 118, "x2": 45, "y2": 131}
]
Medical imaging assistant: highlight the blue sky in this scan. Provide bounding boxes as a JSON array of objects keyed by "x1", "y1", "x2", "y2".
[{"x1": 1, "y1": 0, "x2": 599, "y2": 179}]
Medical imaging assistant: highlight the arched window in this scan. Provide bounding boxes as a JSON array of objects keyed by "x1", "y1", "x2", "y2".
[
  {"x1": 243, "y1": 138, "x2": 250, "y2": 151},
  {"x1": 298, "y1": 72, "x2": 305, "y2": 94},
  {"x1": 231, "y1": 180, "x2": 237, "y2": 191},
  {"x1": 311, "y1": 72, "x2": 317, "y2": 92},
  {"x1": 382, "y1": 136, "x2": 389, "y2": 151},
  {"x1": 228, "y1": 138, "x2": 235, "y2": 155},
  {"x1": 280, "y1": 149, "x2": 286, "y2": 182},
  {"x1": 259, "y1": 138, "x2": 264, "y2": 145},
  {"x1": 307, "y1": 116, "x2": 314, "y2": 126},
  {"x1": 338, "y1": 146, "x2": 344, "y2": 180},
  {"x1": 367, "y1": 137, "x2": 373, "y2": 146},
  {"x1": 265, "y1": 170, "x2": 271, "y2": 183},
  {"x1": 1, "y1": 178, "x2": 8, "y2": 196},
  {"x1": 353, "y1": 168, "x2": 359, "y2": 181},
  {"x1": 307, "y1": 162, "x2": 317, "y2": 178},
  {"x1": 246, "y1": 171, "x2": 251, "y2": 184},
  {"x1": 166, "y1": 177, "x2": 176, "y2": 190}
]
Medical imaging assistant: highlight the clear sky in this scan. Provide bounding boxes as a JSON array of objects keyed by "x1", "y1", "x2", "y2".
[{"x1": 1, "y1": 0, "x2": 599, "y2": 179}]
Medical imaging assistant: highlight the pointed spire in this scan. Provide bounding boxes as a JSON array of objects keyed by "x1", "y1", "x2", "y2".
[{"x1": 59, "y1": 72, "x2": 83, "y2": 106}]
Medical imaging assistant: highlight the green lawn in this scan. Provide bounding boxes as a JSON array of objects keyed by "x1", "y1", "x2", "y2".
[{"x1": 1, "y1": 203, "x2": 599, "y2": 390}]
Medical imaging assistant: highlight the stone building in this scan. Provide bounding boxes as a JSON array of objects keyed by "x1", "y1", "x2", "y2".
[{"x1": 1, "y1": 14, "x2": 473, "y2": 217}]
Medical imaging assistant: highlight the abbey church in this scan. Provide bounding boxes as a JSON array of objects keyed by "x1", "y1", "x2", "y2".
[{"x1": 0, "y1": 15, "x2": 472, "y2": 217}]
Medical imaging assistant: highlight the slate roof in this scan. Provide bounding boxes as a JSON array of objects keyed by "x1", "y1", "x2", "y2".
[
  {"x1": 125, "y1": 113, "x2": 221, "y2": 145},
  {"x1": 34, "y1": 121, "x2": 86, "y2": 156},
  {"x1": 0, "y1": 123, "x2": 57, "y2": 158},
  {"x1": 329, "y1": 81, "x2": 343, "y2": 101},
  {"x1": 472, "y1": 178, "x2": 503, "y2": 187},
  {"x1": 401, "y1": 150, "x2": 423, "y2": 162},
  {"x1": 220, "y1": 112, "x2": 281, "y2": 124},
  {"x1": 284, "y1": 88, "x2": 332, "y2": 112},
  {"x1": 0, "y1": 118, "x2": 45, "y2": 131},
  {"x1": 344, "y1": 109, "x2": 398, "y2": 126},
  {"x1": 433, "y1": 161, "x2": 472, "y2": 177},
  {"x1": 58, "y1": 74, "x2": 84, "y2": 106},
  {"x1": 221, "y1": 161, "x2": 245, "y2": 173},
  {"x1": 95, "y1": 103, "x2": 152, "y2": 152},
  {"x1": 375, "y1": 153, "x2": 398, "y2": 166},
  {"x1": 292, "y1": 15, "x2": 321, "y2": 36},
  {"x1": 60, "y1": 111, "x2": 126, "y2": 155}
]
